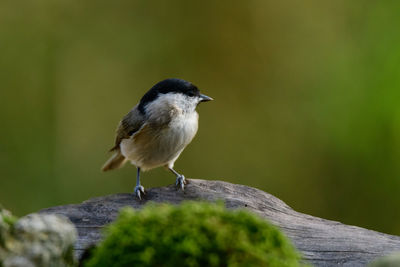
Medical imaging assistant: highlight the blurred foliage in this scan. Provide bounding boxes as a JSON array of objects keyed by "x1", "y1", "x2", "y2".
[
  {"x1": 369, "y1": 252, "x2": 400, "y2": 267},
  {"x1": 0, "y1": 0, "x2": 399, "y2": 235},
  {"x1": 0, "y1": 207, "x2": 17, "y2": 248},
  {"x1": 84, "y1": 202, "x2": 302, "y2": 267}
]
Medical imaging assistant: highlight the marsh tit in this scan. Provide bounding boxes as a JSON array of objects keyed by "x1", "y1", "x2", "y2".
[{"x1": 102, "y1": 78, "x2": 213, "y2": 199}]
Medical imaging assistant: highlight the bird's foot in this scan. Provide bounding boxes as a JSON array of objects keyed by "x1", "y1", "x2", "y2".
[
  {"x1": 134, "y1": 185, "x2": 145, "y2": 200},
  {"x1": 175, "y1": 175, "x2": 186, "y2": 190}
]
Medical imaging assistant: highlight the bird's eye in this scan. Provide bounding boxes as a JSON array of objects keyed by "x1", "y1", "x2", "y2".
[{"x1": 188, "y1": 92, "x2": 195, "y2": 97}]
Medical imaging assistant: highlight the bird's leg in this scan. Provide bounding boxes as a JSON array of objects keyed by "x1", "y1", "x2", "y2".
[
  {"x1": 169, "y1": 168, "x2": 186, "y2": 190},
  {"x1": 134, "y1": 167, "x2": 145, "y2": 199}
]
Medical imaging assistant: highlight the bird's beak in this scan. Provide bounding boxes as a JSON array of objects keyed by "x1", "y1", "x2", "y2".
[{"x1": 199, "y1": 94, "x2": 213, "y2": 102}]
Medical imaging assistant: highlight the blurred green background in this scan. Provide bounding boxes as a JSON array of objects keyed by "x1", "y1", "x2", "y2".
[{"x1": 0, "y1": 0, "x2": 399, "y2": 235}]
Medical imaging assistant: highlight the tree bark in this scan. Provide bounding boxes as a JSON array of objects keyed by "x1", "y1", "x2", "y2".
[{"x1": 40, "y1": 179, "x2": 400, "y2": 266}]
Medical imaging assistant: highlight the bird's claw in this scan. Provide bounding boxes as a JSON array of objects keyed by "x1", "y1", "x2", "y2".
[
  {"x1": 175, "y1": 175, "x2": 186, "y2": 190},
  {"x1": 134, "y1": 185, "x2": 145, "y2": 200}
]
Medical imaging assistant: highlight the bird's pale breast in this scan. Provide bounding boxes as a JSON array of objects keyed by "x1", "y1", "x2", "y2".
[{"x1": 120, "y1": 111, "x2": 198, "y2": 171}]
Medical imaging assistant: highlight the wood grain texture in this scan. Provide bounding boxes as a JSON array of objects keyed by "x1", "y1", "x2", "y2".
[{"x1": 40, "y1": 179, "x2": 400, "y2": 266}]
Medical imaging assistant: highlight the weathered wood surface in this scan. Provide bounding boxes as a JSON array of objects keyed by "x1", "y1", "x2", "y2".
[{"x1": 40, "y1": 179, "x2": 400, "y2": 266}]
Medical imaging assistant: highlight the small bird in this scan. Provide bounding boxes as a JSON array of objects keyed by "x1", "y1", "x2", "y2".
[{"x1": 102, "y1": 78, "x2": 213, "y2": 199}]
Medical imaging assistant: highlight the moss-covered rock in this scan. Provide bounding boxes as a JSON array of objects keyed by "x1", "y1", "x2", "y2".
[
  {"x1": 84, "y1": 202, "x2": 303, "y2": 267},
  {"x1": 0, "y1": 207, "x2": 77, "y2": 267}
]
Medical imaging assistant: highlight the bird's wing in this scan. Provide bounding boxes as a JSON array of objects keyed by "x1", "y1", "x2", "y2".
[{"x1": 110, "y1": 106, "x2": 145, "y2": 151}]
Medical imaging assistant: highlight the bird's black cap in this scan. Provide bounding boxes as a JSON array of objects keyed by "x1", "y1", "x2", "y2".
[{"x1": 138, "y1": 78, "x2": 200, "y2": 113}]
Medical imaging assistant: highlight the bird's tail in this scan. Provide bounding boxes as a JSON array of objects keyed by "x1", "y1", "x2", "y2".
[{"x1": 102, "y1": 151, "x2": 127, "y2": 172}]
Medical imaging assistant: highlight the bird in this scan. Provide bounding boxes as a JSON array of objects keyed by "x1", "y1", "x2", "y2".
[{"x1": 102, "y1": 78, "x2": 213, "y2": 199}]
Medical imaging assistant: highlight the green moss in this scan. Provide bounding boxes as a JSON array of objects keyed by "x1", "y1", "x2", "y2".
[
  {"x1": 85, "y1": 202, "x2": 304, "y2": 267},
  {"x1": 1, "y1": 215, "x2": 17, "y2": 229},
  {"x1": 0, "y1": 207, "x2": 17, "y2": 247},
  {"x1": 369, "y1": 252, "x2": 400, "y2": 267}
]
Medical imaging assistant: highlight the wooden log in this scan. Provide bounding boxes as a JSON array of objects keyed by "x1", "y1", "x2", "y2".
[{"x1": 40, "y1": 179, "x2": 400, "y2": 266}]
